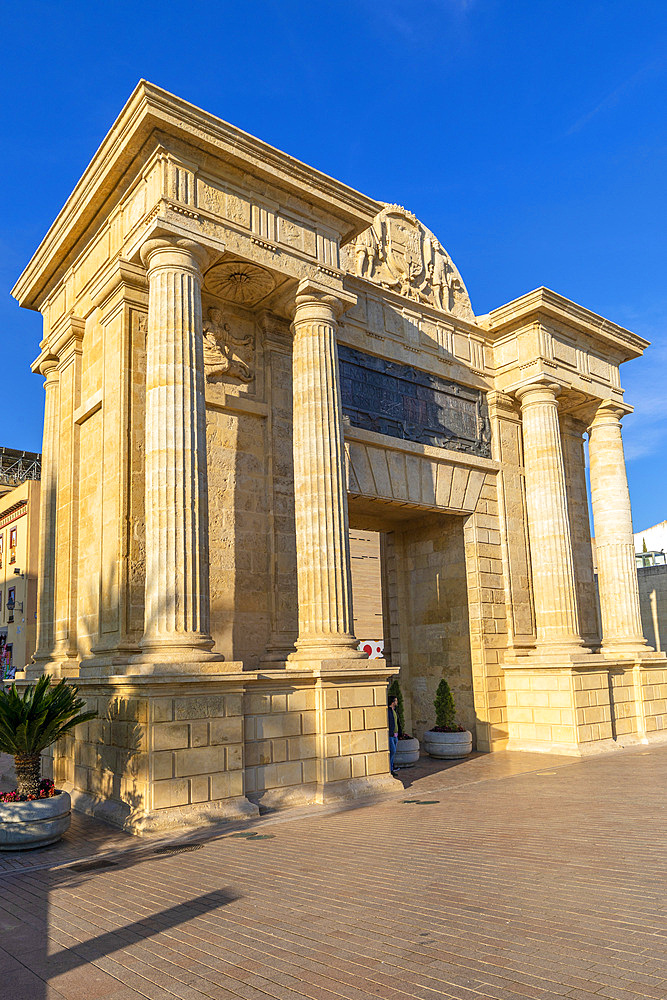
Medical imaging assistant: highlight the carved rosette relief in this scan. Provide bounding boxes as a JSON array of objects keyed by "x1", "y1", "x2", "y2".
[
  {"x1": 205, "y1": 259, "x2": 275, "y2": 305},
  {"x1": 341, "y1": 204, "x2": 474, "y2": 321}
]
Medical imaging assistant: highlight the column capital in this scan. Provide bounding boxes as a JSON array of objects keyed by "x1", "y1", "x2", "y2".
[
  {"x1": 514, "y1": 380, "x2": 562, "y2": 407},
  {"x1": 589, "y1": 398, "x2": 633, "y2": 430},
  {"x1": 294, "y1": 278, "x2": 356, "y2": 319},
  {"x1": 139, "y1": 236, "x2": 211, "y2": 275},
  {"x1": 50, "y1": 311, "x2": 85, "y2": 365},
  {"x1": 32, "y1": 349, "x2": 60, "y2": 380},
  {"x1": 486, "y1": 390, "x2": 518, "y2": 414},
  {"x1": 90, "y1": 257, "x2": 148, "y2": 314}
]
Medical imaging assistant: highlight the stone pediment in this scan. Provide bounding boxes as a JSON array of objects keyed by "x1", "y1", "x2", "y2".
[{"x1": 341, "y1": 204, "x2": 474, "y2": 322}]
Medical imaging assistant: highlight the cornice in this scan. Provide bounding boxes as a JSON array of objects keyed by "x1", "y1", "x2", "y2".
[
  {"x1": 12, "y1": 81, "x2": 382, "y2": 312},
  {"x1": 484, "y1": 287, "x2": 649, "y2": 362}
]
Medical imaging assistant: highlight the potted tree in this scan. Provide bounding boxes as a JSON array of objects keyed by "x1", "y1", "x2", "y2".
[
  {"x1": 388, "y1": 677, "x2": 420, "y2": 767},
  {"x1": 423, "y1": 679, "x2": 473, "y2": 759},
  {"x1": 0, "y1": 675, "x2": 97, "y2": 850}
]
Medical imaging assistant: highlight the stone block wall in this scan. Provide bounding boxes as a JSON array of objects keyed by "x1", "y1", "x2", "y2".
[
  {"x1": 640, "y1": 665, "x2": 667, "y2": 736},
  {"x1": 506, "y1": 661, "x2": 667, "y2": 752},
  {"x1": 317, "y1": 681, "x2": 389, "y2": 786},
  {"x1": 389, "y1": 513, "x2": 473, "y2": 741},
  {"x1": 463, "y1": 475, "x2": 510, "y2": 751},
  {"x1": 47, "y1": 682, "x2": 252, "y2": 832},
  {"x1": 572, "y1": 670, "x2": 614, "y2": 744},
  {"x1": 46, "y1": 691, "x2": 150, "y2": 828},
  {"x1": 44, "y1": 672, "x2": 394, "y2": 830},
  {"x1": 608, "y1": 667, "x2": 640, "y2": 739},
  {"x1": 149, "y1": 691, "x2": 245, "y2": 812},
  {"x1": 505, "y1": 668, "x2": 591, "y2": 750},
  {"x1": 243, "y1": 676, "x2": 391, "y2": 808},
  {"x1": 243, "y1": 684, "x2": 318, "y2": 804}
]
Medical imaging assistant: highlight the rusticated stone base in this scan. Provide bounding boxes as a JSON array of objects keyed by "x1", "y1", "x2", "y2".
[
  {"x1": 504, "y1": 653, "x2": 667, "y2": 755},
  {"x1": 38, "y1": 661, "x2": 396, "y2": 833}
]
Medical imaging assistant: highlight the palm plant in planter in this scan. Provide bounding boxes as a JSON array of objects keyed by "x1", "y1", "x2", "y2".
[
  {"x1": 423, "y1": 679, "x2": 473, "y2": 759},
  {"x1": 0, "y1": 675, "x2": 97, "y2": 850},
  {"x1": 387, "y1": 678, "x2": 420, "y2": 766}
]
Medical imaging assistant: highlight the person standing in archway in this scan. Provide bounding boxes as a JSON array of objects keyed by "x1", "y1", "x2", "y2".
[{"x1": 388, "y1": 694, "x2": 402, "y2": 775}]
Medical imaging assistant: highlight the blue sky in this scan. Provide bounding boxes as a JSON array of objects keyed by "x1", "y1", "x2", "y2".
[{"x1": 1, "y1": 0, "x2": 666, "y2": 530}]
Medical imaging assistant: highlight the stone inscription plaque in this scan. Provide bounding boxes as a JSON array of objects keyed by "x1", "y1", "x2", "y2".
[{"x1": 338, "y1": 345, "x2": 491, "y2": 457}]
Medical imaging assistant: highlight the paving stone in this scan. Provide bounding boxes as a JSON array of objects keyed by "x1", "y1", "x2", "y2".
[{"x1": 1, "y1": 748, "x2": 667, "y2": 1000}]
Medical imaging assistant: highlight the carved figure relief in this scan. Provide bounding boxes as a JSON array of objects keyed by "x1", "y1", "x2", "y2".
[
  {"x1": 343, "y1": 205, "x2": 474, "y2": 320},
  {"x1": 202, "y1": 306, "x2": 254, "y2": 382}
]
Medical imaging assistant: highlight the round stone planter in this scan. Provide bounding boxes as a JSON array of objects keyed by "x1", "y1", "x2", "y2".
[
  {"x1": 395, "y1": 736, "x2": 420, "y2": 766},
  {"x1": 0, "y1": 791, "x2": 71, "y2": 851},
  {"x1": 423, "y1": 729, "x2": 472, "y2": 759}
]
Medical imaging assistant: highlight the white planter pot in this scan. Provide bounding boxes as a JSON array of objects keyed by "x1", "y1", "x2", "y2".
[
  {"x1": 394, "y1": 737, "x2": 420, "y2": 766},
  {"x1": 0, "y1": 791, "x2": 71, "y2": 851},
  {"x1": 423, "y1": 729, "x2": 472, "y2": 759}
]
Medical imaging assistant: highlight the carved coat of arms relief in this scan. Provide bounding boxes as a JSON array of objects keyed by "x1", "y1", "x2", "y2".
[{"x1": 343, "y1": 205, "x2": 474, "y2": 321}]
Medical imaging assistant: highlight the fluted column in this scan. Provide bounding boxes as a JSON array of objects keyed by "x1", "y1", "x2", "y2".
[
  {"x1": 516, "y1": 382, "x2": 584, "y2": 651},
  {"x1": 32, "y1": 359, "x2": 60, "y2": 670},
  {"x1": 288, "y1": 280, "x2": 362, "y2": 662},
  {"x1": 139, "y1": 237, "x2": 218, "y2": 662},
  {"x1": 588, "y1": 401, "x2": 648, "y2": 653}
]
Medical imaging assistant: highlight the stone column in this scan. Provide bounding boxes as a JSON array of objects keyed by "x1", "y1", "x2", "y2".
[
  {"x1": 288, "y1": 280, "x2": 362, "y2": 662},
  {"x1": 588, "y1": 401, "x2": 647, "y2": 653},
  {"x1": 139, "y1": 237, "x2": 219, "y2": 663},
  {"x1": 516, "y1": 382, "x2": 584, "y2": 652},
  {"x1": 31, "y1": 358, "x2": 60, "y2": 672}
]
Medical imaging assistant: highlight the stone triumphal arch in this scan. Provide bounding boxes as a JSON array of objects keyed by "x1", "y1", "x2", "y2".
[{"x1": 12, "y1": 82, "x2": 667, "y2": 830}]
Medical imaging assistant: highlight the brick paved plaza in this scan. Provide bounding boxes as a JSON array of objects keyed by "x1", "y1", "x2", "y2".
[{"x1": 0, "y1": 746, "x2": 666, "y2": 1000}]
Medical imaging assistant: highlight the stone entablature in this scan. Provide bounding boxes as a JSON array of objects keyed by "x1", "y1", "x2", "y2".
[{"x1": 13, "y1": 82, "x2": 667, "y2": 832}]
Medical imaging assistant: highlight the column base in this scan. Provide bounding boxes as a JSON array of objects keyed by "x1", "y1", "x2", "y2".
[
  {"x1": 19, "y1": 657, "x2": 81, "y2": 681},
  {"x1": 505, "y1": 646, "x2": 594, "y2": 666},
  {"x1": 260, "y1": 632, "x2": 297, "y2": 665},
  {"x1": 288, "y1": 639, "x2": 367, "y2": 666},
  {"x1": 138, "y1": 636, "x2": 220, "y2": 661},
  {"x1": 78, "y1": 658, "x2": 244, "y2": 679},
  {"x1": 601, "y1": 643, "x2": 665, "y2": 659}
]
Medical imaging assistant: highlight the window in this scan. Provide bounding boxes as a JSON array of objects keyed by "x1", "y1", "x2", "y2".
[
  {"x1": 8, "y1": 587, "x2": 15, "y2": 609},
  {"x1": 9, "y1": 528, "x2": 16, "y2": 564},
  {"x1": 0, "y1": 533, "x2": 3, "y2": 569}
]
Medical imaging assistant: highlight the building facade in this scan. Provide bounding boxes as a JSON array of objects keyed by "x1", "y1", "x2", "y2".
[
  {"x1": 11, "y1": 82, "x2": 667, "y2": 832},
  {"x1": 0, "y1": 455, "x2": 41, "y2": 678}
]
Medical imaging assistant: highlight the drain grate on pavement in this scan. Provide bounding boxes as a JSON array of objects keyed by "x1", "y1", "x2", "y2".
[{"x1": 403, "y1": 799, "x2": 440, "y2": 805}]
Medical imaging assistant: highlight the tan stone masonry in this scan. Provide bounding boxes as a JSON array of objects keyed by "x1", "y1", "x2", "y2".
[{"x1": 11, "y1": 82, "x2": 666, "y2": 830}]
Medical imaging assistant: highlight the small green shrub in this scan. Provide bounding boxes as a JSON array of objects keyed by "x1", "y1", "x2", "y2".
[
  {"x1": 434, "y1": 679, "x2": 457, "y2": 729},
  {"x1": 0, "y1": 675, "x2": 97, "y2": 797},
  {"x1": 387, "y1": 677, "x2": 405, "y2": 732}
]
